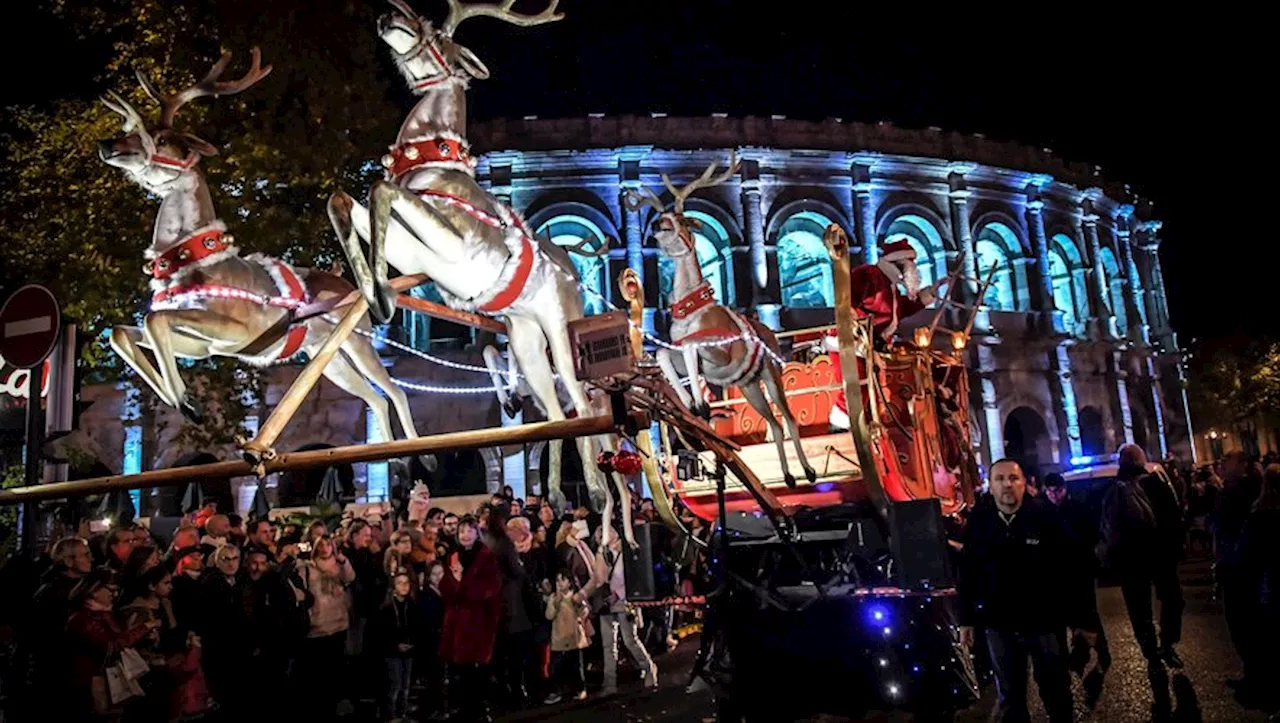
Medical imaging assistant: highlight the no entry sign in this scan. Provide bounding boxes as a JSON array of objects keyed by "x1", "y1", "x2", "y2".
[{"x1": 0, "y1": 285, "x2": 61, "y2": 370}]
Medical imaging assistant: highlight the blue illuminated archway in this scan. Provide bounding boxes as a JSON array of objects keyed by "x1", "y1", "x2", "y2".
[
  {"x1": 776, "y1": 210, "x2": 836, "y2": 308},
  {"x1": 1050, "y1": 233, "x2": 1088, "y2": 327},
  {"x1": 974, "y1": 223, "x2": 1023, "y2": 311},
  {"x1": 1097, "y1": 246, "x2": 1127, "y2": 336},
  {"x1": 882, "y1": 213, "x2": 946, "y2": 290},
  {"x1": 536, "y1": 214, "x2": 610, "y2": 314}
]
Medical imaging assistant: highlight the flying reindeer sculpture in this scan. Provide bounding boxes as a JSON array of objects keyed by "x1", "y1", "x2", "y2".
[
  {"x1": 328, "y1": 0, "x2": 635, "y2": 542},
  {"x1": 98, "y1": 49, "x2": 434, "y2": 477},
  {"x1": 626, "y1": 153, "x2": 818, "y2": 488}
]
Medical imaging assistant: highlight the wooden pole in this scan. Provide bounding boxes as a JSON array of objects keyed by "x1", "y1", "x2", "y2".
[
  {"x1": 0, "y1": 415, "x2": 617, "y2": 506},
  {"x1": 241, "y1": 298, "x2": 371, "y2": 465},
  {"x1": 396, "y1": 294, "x2": 506, "y2": 334},
  {"x1": 293, "y1": 274, "x2": 428, "y2": 321}
]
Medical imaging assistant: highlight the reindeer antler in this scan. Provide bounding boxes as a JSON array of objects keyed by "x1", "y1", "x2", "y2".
[
  {"x1": 622, "y1": 186, "x2": 667, "y2": 215},
  {"x1": 661, "y1": 151, "x2": 740, "y2": 214},
  {"x1": 563, "y1": 236, "x2": 615, "y2": 259},
  {"x1": 442, "y1": 0, "x2": 564, "y2": 36},
  {"x1": 136, "y1": 48, "x2": 273, "y2": 129},
  {"x1": 101, "y1": 90, "x2": 156, "y2": 155}
]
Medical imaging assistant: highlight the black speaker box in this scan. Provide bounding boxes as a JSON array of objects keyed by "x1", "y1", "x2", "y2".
[
  {"x1": 623, "y1": 522, "x2": 656, "y2": 601},
  {"x1": 888, "y1": 498, "x2": 954, "y2": 589}
]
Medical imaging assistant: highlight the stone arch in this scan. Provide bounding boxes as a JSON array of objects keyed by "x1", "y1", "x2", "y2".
[
  {"x1": 971, "y1": 210, "x2": 1030, "y2": 255},
  {"x1": 655, "y1": 201, "x2": 739, "y2": 307},
  {"x1": 528, "y1": 204, "x2": 617, "y2": 314},
  {"x1": 1050, "y1": 233, "x2": 1089, "y2": 325},
  {"x1": 1097, "y1": 246, "x2": 1127, "y2": 336},
  {"x1": 973, "y1": 221, "x2": 1024, "y2": 311},
  {"x1": 765, "y1": 197, "x2": 852, "y2": 241},
  {"x1": 1078, "y1": 406, "x2": 1108, "y2": 458},
  {"x1": 521, "y1": 189, "x2": 617, "y2": 229},
  {"x1": 1003, "y1": 406, "x2": 1053, "y2": 480},
  {"x1": 876, "y1": 206, "x2": 949, "y2": 289},
  {"x1": 773, "y1": 208, "x2": 839, "y2": 308},
  {"x1": 874, "y1": 194, "x2": 953, "y2": 250}
]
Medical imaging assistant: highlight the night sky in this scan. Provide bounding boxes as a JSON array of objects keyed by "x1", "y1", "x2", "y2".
[{"x1": 5, "y1": 2, "x2": 1244, "y2": 342}]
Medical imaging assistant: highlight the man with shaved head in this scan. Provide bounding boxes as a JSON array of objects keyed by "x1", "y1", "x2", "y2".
[
  {"x1": 958, "y1": 458, "x2": 1088, "y2": 722},
  {"x1": 1100, "y1": 443, "x2": 1186, "y2": 673}
]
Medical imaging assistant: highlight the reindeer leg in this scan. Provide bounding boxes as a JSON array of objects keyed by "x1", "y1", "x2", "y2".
[
  {"x1": 338, "y1": 333, "x2": 437, "y2": 476},
  {"x1": 506, "y1": 316, "x2": 568, "y2": 510},
  {"x1": 367, "y1": 181, "x2": 466, "y2": 325},
  {"x1": 657, "y1": 348, "x2": 695, "y2": 410},
  {"x1": 763, "y1": 359, "x2": 817, "y2": 483},
  {"x1": 683, "y1": 344, "x2": 710, "y2": 419},
  {"x1": 483, "y1": 345, "x2": 523, "y2": 419},
  {"x1": 319, "y1": 351, "x2": 402, "y2": 482},
  {"x1": 110, "y1": 325, "x2": 178, "y2": 408},
  {"x1": 740, "y1": 380, "x2": 798, "y2": 489},
  {"x1": 328, "y1": 191, "x2": 380, "y2": 313},
  {"x1": 543, "y1": 312, "x2": 612, "y2": 514},
  {"x1": 141, "y1": 311, "x2": 227, "y2": 425}
]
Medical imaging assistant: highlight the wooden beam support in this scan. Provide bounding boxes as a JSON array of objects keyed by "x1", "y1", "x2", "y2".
[
  {"x1": 396, "y1": 293, "x2": 506, "y2": 334},
  {"x1": 0, "y1": 415, "x2": 617, "y2": 506}
]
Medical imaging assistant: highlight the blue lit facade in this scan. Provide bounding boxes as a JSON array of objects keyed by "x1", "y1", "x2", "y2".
[{"x1": 470, "y1": 115, "x2": 1193, "y2": 474}]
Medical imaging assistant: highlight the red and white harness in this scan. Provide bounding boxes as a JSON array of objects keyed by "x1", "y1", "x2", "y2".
[{"x1": 148, "y1": 227, "x2": 311, "y2": 361}]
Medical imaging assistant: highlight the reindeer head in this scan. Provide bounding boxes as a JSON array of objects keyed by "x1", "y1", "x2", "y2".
[
  {"x1": 98, "y1": 49, "x2": 272, "y2": 192},
  {"x1": 624, "y1": 153, "x2": 739, "y2": 259},
  {"x1": 379, "y1": 0, "x2": 562, "y2": 92}
]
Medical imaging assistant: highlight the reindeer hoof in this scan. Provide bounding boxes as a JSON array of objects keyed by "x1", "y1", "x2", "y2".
[
  {"x1": 389, "y1": 459, "x2": 410, "y2": 483},
  {"x1": 805, "y1": 468, "x2": 818, "y2": 484},
  {"x1": 370, "y1": 283, "x2": 397, "y2": 325},
  {"x1": 588, "y1": 486, "x2": 609, "y2": 512},
  {"x1": 783, "y1": 473, "x2": 798, "y2": 489},
  {"x1": 419, "y1": 454, "x2": 438, "y2": 474},
  {"x1": 502, "y1": 397, "x2": 522, "y2": 419},
  {"x1": 179, "y1": 396, "x2": 204, "y2": 425}
]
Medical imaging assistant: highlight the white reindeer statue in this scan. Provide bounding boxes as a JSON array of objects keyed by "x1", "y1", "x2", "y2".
[
  {"x1": 327, "y1": 0, "x2": 635, "y2": 542},
  {"x1": 98, "y1": 49, "x2": 434, "y2": 476},
  {"x1": 626, "y1": 153, "x2": 818, "y2": 488}
]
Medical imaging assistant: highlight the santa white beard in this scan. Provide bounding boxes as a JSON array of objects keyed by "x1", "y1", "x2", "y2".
[{"x1": 901, "y1": 262, "x2": 923, "y2": 299}]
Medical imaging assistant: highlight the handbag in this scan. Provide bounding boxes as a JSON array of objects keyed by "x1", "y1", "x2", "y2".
[
  {"x1": 119, "y1": 646, "x2": 151, "y2": 680},
  {"x1": 105, "y1": 658, "x2": 144, "y2": 705}
]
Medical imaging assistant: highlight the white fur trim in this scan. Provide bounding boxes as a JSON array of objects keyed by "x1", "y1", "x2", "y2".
[
  {"x1": 699, "y1": 310, "x2": 768, "y2": 388},
  {"x1": 246, "y1": 253, "x2": 310, "y2": 303},
  {"x1": 397, "y1": 129, "x2": 468, "y2": 146},
  {"x1": 148, "y1": 246, "x2": 242, "y2": 294},
  {"x1": 437, "y1": 223, "x2": 537, "y2": 313},
  {"x1": 397, "y1": 159, "x2": 476, "y2": 177},
  {"x1": 829, "y1": 405, "x2": 850, "y2": 431}
]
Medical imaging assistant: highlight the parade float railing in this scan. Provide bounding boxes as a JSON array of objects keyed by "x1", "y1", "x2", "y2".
[{"x1": 0, "y1": 414, "x2": 616, "y2": 507}]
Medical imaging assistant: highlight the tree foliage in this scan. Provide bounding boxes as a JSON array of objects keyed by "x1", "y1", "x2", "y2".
[
  {"x1": 1187, "y1": 335, "x2": 1280, "y2": 431},
  {"x1": 0, "y1": 0, "x2": 405, "y2": 372}
]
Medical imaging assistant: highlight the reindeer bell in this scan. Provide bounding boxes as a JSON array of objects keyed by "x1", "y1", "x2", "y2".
[
  {"x1": 222, "y1": 234, "x2": 234, "y2": 246},
  {"x1": 178, "y1": 249, "x2": 191, "y2": 261},
  {"x1": 156, "y1": 259, "x2": 170, "y2": 271},
  {"x1": 437, "y1": 140, "x2": 451, "y2": 155},
  {"x1": 381, "y1": 153, "x2": 395, "y2": 169},
  {"x1": 404, "y1": 145, "x2": 420, "y2": 160}
]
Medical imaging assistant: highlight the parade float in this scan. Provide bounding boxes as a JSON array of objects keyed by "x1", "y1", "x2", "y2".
[{"x1": 0, "y1": 2, "x2": 999, "y2": 720}]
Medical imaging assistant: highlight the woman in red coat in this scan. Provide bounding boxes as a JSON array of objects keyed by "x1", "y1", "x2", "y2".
[{"x1": 439, "y1": 513, "x2": 502, "y2": 721}]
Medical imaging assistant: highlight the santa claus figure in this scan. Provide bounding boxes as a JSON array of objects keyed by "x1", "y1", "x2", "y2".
[{"x1": 826, "y1": 238, "x2": 937, "y2": 431}]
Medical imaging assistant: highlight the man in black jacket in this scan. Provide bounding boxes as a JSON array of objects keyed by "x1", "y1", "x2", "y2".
[
  {"x1": 959, "y1": 458, "x2": 1090, "y2": 723},
  {"x1": 1044, "y1": 472, "x2": 1112, "y2": 673},
  {"x1": 1099, "y1": 444, "x2": 1185, "y2": 671}
]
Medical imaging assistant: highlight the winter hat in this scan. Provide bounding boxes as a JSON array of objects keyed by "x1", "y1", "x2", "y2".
[{"x1": 879, "y1": 238, "x2": 917, "y2": 263}]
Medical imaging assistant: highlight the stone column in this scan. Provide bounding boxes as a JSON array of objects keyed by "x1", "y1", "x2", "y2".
[
  {"x1": 1081, "y1": 198, "x2": 1112, "y2": 339},
  {"x1": 618, "y1": 148, "x2": 655, "y2": 333},
  {"x1": 976, "y1": 345, "x2": 1003, "y2": 465},
  {"x1": 1107, "y1": 351, "x2": 1135, "y2": 446},
  {"x1": 948, "y1": 172, "x2": 978, "y2": 302},
  {"x1": 1025, "y1": 194, "x2": 1054, "y2": 314},
  {"x1": 1114, "y1": 206, "x2": 1149, "y2": 344},
  {"x1": 739, "y1": 158, "x2": 771, "y2": 308},
  {"x1": 1145, "y1": 356, "x2": 1169, "y2": 458},
  {"x1": 851, "y1": 160, "x2": 875, "y2": 264},
  {"x1": 1048, "y1": 345, "x2": 1084, "y2": 462}
]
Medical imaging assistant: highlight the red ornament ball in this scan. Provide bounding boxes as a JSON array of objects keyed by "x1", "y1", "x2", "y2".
[
  {"x1": 595, "y1": 450, "x2": 616, "y2": 474},
  {"x1": 613, "y1": 450, "x2": 643, "y2": 476}
]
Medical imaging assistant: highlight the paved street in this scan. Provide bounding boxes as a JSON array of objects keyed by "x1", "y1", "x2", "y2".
[{"x1": 499, "y1": 559, "x2": 1267, "y2": 722}]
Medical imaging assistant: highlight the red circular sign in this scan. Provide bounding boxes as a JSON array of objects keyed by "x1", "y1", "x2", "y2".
[{"x1": 0, "y1": 285, "x2": 62, "y2": 369}]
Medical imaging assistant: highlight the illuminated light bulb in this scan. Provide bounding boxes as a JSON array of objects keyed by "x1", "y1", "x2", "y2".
[
  {"x1": 887, "y1": 683, "x2": 900, "y2": 697},
  {"x1": 883, "y1": 627, "x2": 892, "y2": 636},
  {"x1": 878, "y1": 658, "x2": 888, "y2": 667},
  {"x1": 951, "y1": 331, "x2": 966, "y2": 350},
  {"x1": 914, "y1": 327, "x2": 932, "y2": 348},
  {"x1": 873, "y1": 610, "x2": 885, "y2": 621}
]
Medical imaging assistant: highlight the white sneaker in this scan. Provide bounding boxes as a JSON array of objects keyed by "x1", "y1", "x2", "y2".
[
  {"x1": 829, "y1": 405, "x2": 850, "y2": 431},
  {"x1": 543, "y1": 693, "x2": 562, "y2": 705}
]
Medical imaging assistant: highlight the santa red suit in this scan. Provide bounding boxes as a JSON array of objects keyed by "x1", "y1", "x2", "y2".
[{"x1": 826, "y1": 239, "x2": 934, "y2": 430}]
